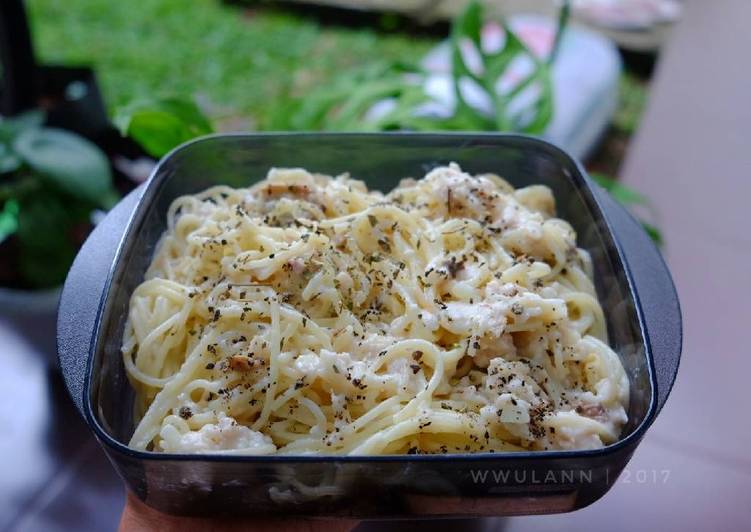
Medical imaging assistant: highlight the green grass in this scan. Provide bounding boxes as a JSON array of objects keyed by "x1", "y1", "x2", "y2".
[
  {"x1": 27, "y1": 0, "x2": 647, "y2": 134},
  {"x1": 613, "y1": 71, "x2": 648, "y2": 134},
  {"x1": 27, "y1": 0, "x2": 436, "y2": 129}
]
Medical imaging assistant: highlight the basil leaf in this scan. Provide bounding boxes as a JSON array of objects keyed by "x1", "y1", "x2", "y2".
[
  {"x1": 115, "y1": 97, "x2": 213, "y2": 158},
  {"x1": 13, "y1": 128, "x2": 116, "y2": 208}
]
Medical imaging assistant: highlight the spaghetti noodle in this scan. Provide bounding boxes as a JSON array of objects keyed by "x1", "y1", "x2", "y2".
[{"x1": 123, "y1": 164, "x2": 628, "y2": 455}]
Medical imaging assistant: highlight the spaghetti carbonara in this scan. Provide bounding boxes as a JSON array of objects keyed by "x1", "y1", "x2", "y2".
[{"x1": 123, "y1": 164, "x2": 628, "y2": 455}]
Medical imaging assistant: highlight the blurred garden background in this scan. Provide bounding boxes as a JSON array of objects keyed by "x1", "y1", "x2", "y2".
[
  {"x1": 27, "y1": 0, "x2": 647, "y2": 163},
  {"x1": 27, "y1": 1, "x2": 642, "y2": 128},
  {"x1": 29, "y1": 0, "x2": 440, "y2": 131},
  {"x1": 1, "y1": 0, "x2": 666, "y2": 292}
]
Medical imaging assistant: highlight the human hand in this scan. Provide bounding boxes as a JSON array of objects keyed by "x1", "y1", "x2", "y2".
[{"x1": 119, "y1": 492, "x2": 358, "y2": 532}]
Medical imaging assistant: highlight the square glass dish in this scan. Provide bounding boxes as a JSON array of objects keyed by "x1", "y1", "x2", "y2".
[{"x1": 57, "y1": 133, "x2": 681, "y2": 518}]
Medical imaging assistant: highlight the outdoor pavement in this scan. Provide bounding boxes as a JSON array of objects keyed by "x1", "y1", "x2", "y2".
[{"x1": 1, "y1": 0, "x2": 749, "y2": 530}]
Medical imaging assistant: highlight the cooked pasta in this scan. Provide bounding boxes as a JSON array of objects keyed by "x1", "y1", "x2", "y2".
[{"x1": 123, "y1": 163, "x2": 629, "y2": 455}]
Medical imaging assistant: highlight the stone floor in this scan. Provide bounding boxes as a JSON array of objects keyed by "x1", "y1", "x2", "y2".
[{"x1": 2, "y1": 0, "x2": 749, "y2": 530}]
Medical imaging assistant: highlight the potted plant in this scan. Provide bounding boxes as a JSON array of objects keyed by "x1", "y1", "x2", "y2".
[{"x1": 0, "y1": 111, "x2": 118, "y2": 315}]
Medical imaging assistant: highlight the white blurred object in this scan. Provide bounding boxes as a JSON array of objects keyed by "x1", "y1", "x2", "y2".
[
  {"x1": 113, "y1": 155, "x2": 156, "y2": 184},
  {"x1": 419, "y1": 14, "x2": 622, "y2": 161},
  {"x1": 571, "y1": 0, "x2": 682, "y2": 30},
  {"x1": 277, "y1": 1, "x2": 681, "y2": 51}
]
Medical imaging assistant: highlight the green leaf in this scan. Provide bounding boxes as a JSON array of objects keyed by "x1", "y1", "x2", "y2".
[
  {"x1": 114, "y1": 97, "x2": 213, "y2": 158},
  {"x1": 641, "y1": 222, "x2": 663, "y2": 247},
  {"x1": 0, "y1": 198, "x2": 20, "y2": 244},
  {"x1": 13, "y1": 127, "x2": 116, "y2": 208},
  {"x1": 0, "y1": 143, "x2": 22, "y2": 174},
  {"x1": 327, "y1": 77, "x2": 410, "y2": 130},
  {"x1": 450, "y1": 0, "x2": 487, "y2": 126},
  {"x1": 590, "y1": 172, "x2": 663, "y2": 246},
  {"x1": 120, "y1": 109, "x2": 193, "y2": 158},
  {"x1": 484, "y1": 29, "x2": 525, "y2": 85},
  {"x1": 0, "y1": 174, "x2": 41, "y2": 203},
  {"x1": 550, "y1": 0, "x2": 571, "y2": 65},
  {"x1": 0, "y1": 110, "x2": 45, "y2": 143},
  {"x1": 449, "y1": 1, "x2": 555, "y2": 134},
  {"x1": 451, "y1": 0, "x2": 483, "y2": 74},
  {"x1": 0, "y1": 111, "x2": 45, "y2": 173},
  {"x1": 373, "y1": 84, "x2": 433, "y2": 130},
  {"x1": 155, "y1": 98, "x2": 213, "y2": 134},
  {"x1": 16, "y1": 191, "x2": 78, "y2": 287},
  {"x1": 614, "y1": 73, "x2": 648, "y2": 134},
  {"x1": 497, "y1": 22, "x2": 555, "y2": 134},
  {"x1": 608, "y1": 184, "x2": 649, "y2": 206},
  {"x1": 268, "y1": 0, "x2": 561, "y2": 134},
  {"x1": 281, "y1": 62, "x2": 432, "y2": 132},
  {"x1": 589, "y1": 172, "x2": 649, "y2": 205}
]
